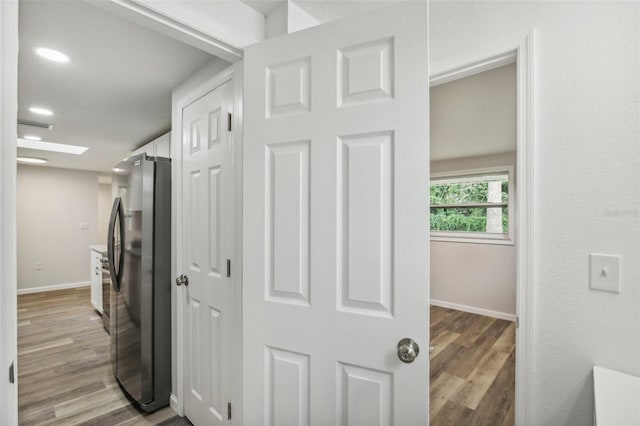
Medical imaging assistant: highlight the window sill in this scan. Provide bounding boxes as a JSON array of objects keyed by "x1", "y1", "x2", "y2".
[{"x1": 430, "y1": 234, "x2": 514, "y2": 246}]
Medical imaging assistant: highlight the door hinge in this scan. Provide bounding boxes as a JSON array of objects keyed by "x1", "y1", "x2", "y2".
[
  {"x1": 9, "y1": 361, "x2": 14, "y2": 384},
  {"x1": 227, "y1": 402, "x2": 232, "y2": 420},
  {"x1": 226, "y1": 259, "x2": 231, "y2": 278},
  {"x1": 516, "y1": 316, "x2": 519, "y2": 328},
  {"x1": 227, "y1": 113, "x2": 232, "y2": 132}
]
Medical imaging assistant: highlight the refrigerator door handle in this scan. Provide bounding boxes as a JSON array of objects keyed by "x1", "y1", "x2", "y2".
[{"x1": 108, "y1": 197, "x2": 125, "y2": 292}]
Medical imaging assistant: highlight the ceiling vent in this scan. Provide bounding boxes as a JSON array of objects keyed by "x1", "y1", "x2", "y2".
[{"x1": 18, "y1": 119, "x2": 53, "y2": 130}]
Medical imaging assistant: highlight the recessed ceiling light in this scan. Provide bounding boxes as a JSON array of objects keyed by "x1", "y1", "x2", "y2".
[
  {"x1": 29, "y1": 107, "x2": 53, "y2": 116},
  {"x1": 35, "y1": 47, "x2": 70, "y2": 63},
  {"x1": 17, "y1": 138, "x2": 88, "y2": 155},
  {"x1": 23, "y1": 135, "x2": 42, "y2": 141},
  {"x1": 17, "y1": 156, "x2": 48, "y2": 164}
]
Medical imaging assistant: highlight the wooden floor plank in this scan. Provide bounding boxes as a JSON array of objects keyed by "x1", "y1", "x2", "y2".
[
  {"x1": 474, "y1": 349, "x2": 517, "y2": 424},
  {"x1": 430, "y1": 372, "x2": 467, "y2": 421},
  {"x1": 19, "y1": 290, "x2": 512, "y2": 425},
  {"x1": 449, "y1": 349, "x2": 510, "y2": 409},
  {"x1": 18, "y1": 288, "x2": 186, "y2": 425},
  {"x1": 430, "y1": 306, "x2": 515, "y2": 426},
  {"x1": 430, "y1": 330, "x2": 461, "y2": 360},
  {"x1": 493, "y1": 322, "x2": 516, "y2": 354}
]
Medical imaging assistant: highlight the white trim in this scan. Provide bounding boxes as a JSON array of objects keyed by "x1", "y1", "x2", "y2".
[
  {"x1": 429, "y1": 30, "x2": 535, "y2": 426},
  {"x1": 430, "y1": 52, "x2": 515, "y2": 87},
  {"x1": 94, "y1": 0, "x2": 245, "y2": 63},
  {"x1": 515, "y1": 31, "x2": 535, "y2": 426},
  {"x1": 430, "y1": 299, "x2": 516, "y2": 322},
  {"x1": 231, "y1": 61, "x2": 244, "y2": 426},
  {"x1": 0, "y1": 1, "x2": 19, "y2": 424},
  {"x1": 429, "y1": 31, "x2": 529, "y2": 87},
  {"x1": 431, "y1": 166, "x2": 510, "y2": 181},
  {"x1": 169, "y1": 393, "x2": 180, "y2": 414},
  {"x1": 430, "y1": 235, "x2": 514, "y2": 246},
  {"x1": 131, "y1": 0, "x2": 263, "y2": 49},
  {"x1": 16, "y1": 281, "x2": 90, "y2": 295},
  {"x1": 172, "y1": 65, "x2": 242, "y2": 421}
]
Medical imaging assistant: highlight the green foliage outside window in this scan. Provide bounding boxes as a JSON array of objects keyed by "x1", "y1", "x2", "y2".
[{"x1": 430, "y1": 177, "x2": 509, "y2": 234}]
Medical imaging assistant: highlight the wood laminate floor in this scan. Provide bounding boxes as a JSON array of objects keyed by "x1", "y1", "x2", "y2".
[
  {"x1": 430, "y1": 305, "x2": 516, "y2": 426},
  {"x1": 18, "y1": 288, "x2": 189, "y2": 426},
  {"x1": 19, "y1": 289, "x2": 513, "y2": 425}
]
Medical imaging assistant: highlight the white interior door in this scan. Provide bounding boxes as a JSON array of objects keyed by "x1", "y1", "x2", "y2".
[
  {"x1": 182, "y1": 80, "x2": 234, "y2": 425},
  {"x1": 243, "y1": 3, "x2": 429, "y2": 424}
]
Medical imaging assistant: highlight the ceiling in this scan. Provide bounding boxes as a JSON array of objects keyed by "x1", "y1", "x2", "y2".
[
  {"x1": 18, "y1": 0, "x2": 216, "y2": 172},
  {"x1": 240, "y1": 0, "x2": 390, "y2": 22},
  {"x1": 240, "y1": 0, "x2": 286, "y2": 16},
  {"x1": 291, "y1": 0, "x2": 392, "y2": 23}
]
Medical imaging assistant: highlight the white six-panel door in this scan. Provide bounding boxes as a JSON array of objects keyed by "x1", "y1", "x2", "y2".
[
  {"x1": 243, "y1": 3, "x2": 429, "y2": 424},
  {"x1": 182, "y1": 80, "x2": 234, "y2": 425}
]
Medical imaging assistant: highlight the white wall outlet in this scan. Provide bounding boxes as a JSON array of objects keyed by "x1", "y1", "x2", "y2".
[
  {"x1": 79, "y1": 222, "x2": 88, "y2": 230},
  {"x1": 589, "y1": 254, "x2": 621, "y2": 293},
  {"x1": 34, "y1": 261, "x2": 43, "y2": 270}
]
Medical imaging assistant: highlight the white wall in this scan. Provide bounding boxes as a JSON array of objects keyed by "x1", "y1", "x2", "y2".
[
  {"x1": 431, "y1": 153, "x2": 516, "y2": 317},
  {"x1": 266, "y1": 1, "x2": 321, "y2": 39},
  {"x1": 17, "y1": 165, "x2": 99, "y2": 290},
  {"x1": 431, "y1": 63, "x2": 516, "y2": 161},
  {"x1": 266, "y1": 2, "x2": 288, "y2": 39},
  {"x1": 431, "y1": 1, "x2": 640, "y2": 424},
  {"x1": 97, "y1": 183, "x2": 112, "y2": 245}
]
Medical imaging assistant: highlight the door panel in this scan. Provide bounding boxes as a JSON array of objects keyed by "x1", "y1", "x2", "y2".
[
  {"x1": 244, "y1": 3, "x2": 429, "y2": 424},
  {"x1": 182, "y1": 80, "x2": 234, "y2": 425},
  {"x1": 265, "y1": 347, "x2": 310, "y2": 426},
  {"x1": 339, "y1": 131, "x2": 393, "y2": 317},
  {"x1": 266, "y1": 140, "x2": 310, "y2": 305}
]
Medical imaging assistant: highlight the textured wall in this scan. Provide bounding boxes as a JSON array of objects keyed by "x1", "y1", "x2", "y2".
[
  {"x1": 17, "y1": 165, "x2": 99, "y2": 290},
  {"x1": 431, "y1": 1, "x2": 640, "y2": 424}
]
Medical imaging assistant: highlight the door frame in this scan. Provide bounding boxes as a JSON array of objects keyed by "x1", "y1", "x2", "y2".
[
  {"x1": 171, "y1": 63, "x2": 244, "y2": 423},
  {"x1": 0, "y1": 1, "x2": 18, "y2": 424},
  {"x1": 430, "y1": 30, "x2": 535, "y2": 425},
  {"x1": 0, "y1": 0, "x2": 247, "y2": 422}
]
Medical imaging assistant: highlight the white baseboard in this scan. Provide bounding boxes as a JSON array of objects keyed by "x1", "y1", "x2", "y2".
[
  {"x1": 170, "y1": 393, "x2": 183, "y2": 416},
  {"x1": 430, "y1": 298, "x2": 516, "y2": 322},
  {"x1": 17, "y1": 281, "x2": 90, "y2": 295}
]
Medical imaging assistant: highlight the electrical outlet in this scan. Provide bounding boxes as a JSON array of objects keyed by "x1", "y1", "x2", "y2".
[
  {"x1": 590, "y1": 254, "x2": 621, "y2": 293},
  {"x1": 79, "y1": 222, "x2": 88, "y2": 230},
  {"x1": 35, "y1": 261, "x2": 43, "y2": 270}
]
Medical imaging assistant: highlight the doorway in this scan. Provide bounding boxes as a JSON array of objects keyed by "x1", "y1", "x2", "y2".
[
  {"x1": 430, "y1": 29, "x2": 534, "y2": 424},
  {"x1": 14, "y1": 1, "x2": 222, "y2": 423},
  {"x1": 428, "y1": 63, "x2": 518, "y2": 425}
]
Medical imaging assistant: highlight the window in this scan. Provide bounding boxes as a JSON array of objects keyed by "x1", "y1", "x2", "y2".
[{"x1": 430, "y1": 167, "x2": 513, "y2": 244}]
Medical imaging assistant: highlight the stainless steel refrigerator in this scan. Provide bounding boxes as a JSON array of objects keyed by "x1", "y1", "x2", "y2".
[{"x1": 107, "y1": 153, "x2": 171, "y2": 412}]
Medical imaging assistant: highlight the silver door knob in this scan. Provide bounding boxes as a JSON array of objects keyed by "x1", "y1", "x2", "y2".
[
  {"x1": 176, "y1": 274, "x2": 189, "y2": 286},
  {"x1": 397, "y1": 338, "x2": 419, "y2": 363}
]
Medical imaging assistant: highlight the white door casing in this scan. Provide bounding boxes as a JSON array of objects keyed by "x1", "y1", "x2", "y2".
[
  {"x1": 243, "y1": 3, "x2": 429, "y2": 424},
  {"x1": 0, "y1": 1, "x2": 18, "y2": 424},
  {"x1": 182, "y1": 80, "x2": 234, "y2": 425}
]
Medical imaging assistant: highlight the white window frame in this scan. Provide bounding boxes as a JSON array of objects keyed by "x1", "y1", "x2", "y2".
[{"x1": 430, "y1": 165, "x2": 515, "y2": 245}]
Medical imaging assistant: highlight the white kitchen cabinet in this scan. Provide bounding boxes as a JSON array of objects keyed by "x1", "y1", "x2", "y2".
[
  {"x1": 89, "y1": 246, "x2": 105, "y2": 313},
  {"x1": 153, "y1": 132, "x2": 171, "y2": 157},
  {"x1": 132, "y1": 131, "x2": 171, "y2": 158}
]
